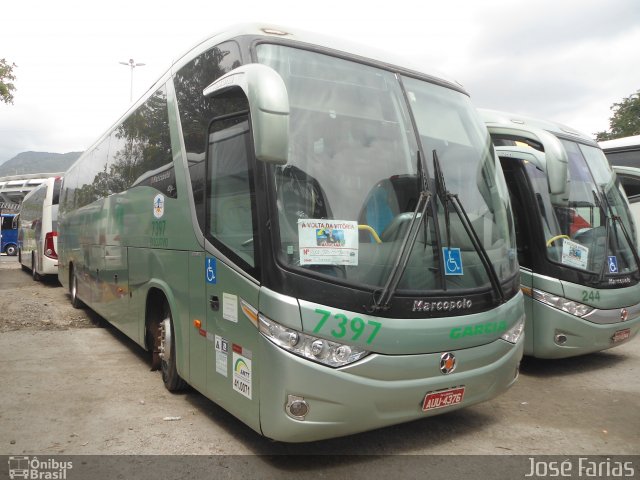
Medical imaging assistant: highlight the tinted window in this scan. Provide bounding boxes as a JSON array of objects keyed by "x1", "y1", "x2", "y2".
[
  {"x1": 173, "y1": 41, "x2": 242, "y2": 229},
  {"x1": 206, "y1": 114, "x2": 258, "y2": 273},
  {"x1": 75, "y1": 139, "x2": 110, "y2": 208},
  {"x1": 108, "y1": 84, "x2": 175, "y2": 197},
  {"x1": 52, "y1": 178, "x2": 62, "y2": 205},
  {"x1": 618, "y1": 174, "x2": 640, "y2": 200}
]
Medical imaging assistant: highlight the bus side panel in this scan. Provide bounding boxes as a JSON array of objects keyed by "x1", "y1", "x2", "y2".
[
  {"x1": 188, "y1": 251, "x2": 206, "y2": 391},
  {"x1": 520, "y1": 269, "x2": 535, "y2": 355},
  {"x1": 204, "y1": 256, "x2": 261, "y2": 436},
  {"x1": 129, "y1": 248, "x2": 191, "y2": 371}
]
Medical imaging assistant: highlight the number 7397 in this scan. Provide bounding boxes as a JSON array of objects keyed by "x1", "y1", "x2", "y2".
[{"x1": 313, "y1": 308, "x2": 381, "y2": 345}]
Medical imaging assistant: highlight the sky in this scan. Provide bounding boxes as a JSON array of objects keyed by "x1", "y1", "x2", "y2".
[{"x1": 1, "y1": 0, "x2": 639, "y2": 165}]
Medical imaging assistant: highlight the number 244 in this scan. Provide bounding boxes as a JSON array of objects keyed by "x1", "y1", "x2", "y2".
[{"x1": 314, "y1": 309, "x2": 382, "y2": 344}]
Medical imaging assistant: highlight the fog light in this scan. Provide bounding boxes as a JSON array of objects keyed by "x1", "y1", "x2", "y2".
[
  {"x1": 286, "y1": 395, "x2": 309, "y2": 420},
  {"x1": 554, "y1": 333, "x2": 568, "y2": 345}
]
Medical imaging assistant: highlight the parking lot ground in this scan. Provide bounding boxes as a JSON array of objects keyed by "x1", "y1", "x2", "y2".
[{"x1": 1, "y1": 255, "x2": 639, "y2": 457}]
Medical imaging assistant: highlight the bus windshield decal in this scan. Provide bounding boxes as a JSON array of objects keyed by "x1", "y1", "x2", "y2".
[{"x1": 298, "y1": 219, "x2": 358, "y2": 266}]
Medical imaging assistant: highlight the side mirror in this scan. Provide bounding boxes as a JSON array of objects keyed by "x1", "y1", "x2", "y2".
[
  {"x1": 486, "y1": 125, "x2": 568, "y2": 195},
  {"x1": 203, "y1": 64, "x2": 289, "y2": 165}
]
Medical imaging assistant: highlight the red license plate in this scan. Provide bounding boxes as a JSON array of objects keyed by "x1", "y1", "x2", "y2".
[
  {"x1": 612, "y1": 328, "x2": 631, "y2": 344},
  {"x1": 422, "y1": 387, "x2": 465, "y2": 412}
]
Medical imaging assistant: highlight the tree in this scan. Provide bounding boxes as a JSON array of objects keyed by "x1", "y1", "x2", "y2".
[
  {"x1": 595, "y1": 90, "x2": 640, "y2": 141},
  {"x1": 0, "y1": 58, "x2": 17, "y2": 104}
]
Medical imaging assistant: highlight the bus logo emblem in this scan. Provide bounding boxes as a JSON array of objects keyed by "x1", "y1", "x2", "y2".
[
  {"x1": 621, "y1": 308, "x2": 628, "y2": 322},
  {"x1": 440, "y1": 352, "x2": 456, "y2": 374},
  {"x1": 153, "y1": 194, "x2": 165, "y2": 219},
  {"x1": 443, "y1": 247, "x2": 463, "y2": 275}
]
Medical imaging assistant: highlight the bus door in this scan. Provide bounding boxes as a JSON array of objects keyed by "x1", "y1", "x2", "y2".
[
  {"x1": 498, "y1": 156, "x2": 536, "y2": 352},
  {"x1": 201, "y1": 112, "x2": 261, "y2": 430}
]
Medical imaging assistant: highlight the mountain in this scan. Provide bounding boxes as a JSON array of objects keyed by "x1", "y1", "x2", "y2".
[{"x1": 0, "y1": 151, "x2": 83, "y2": 177}]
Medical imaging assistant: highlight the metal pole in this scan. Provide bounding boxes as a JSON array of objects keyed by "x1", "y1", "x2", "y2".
[{"x1": 119, "y1": 59, "x2": 145, "y2": 103}]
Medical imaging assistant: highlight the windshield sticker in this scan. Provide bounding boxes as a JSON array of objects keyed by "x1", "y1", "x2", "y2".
[
  {"x1": 442, "y1": 247, "x2": 463, "y2": 275},
  {"x1": 608, "y1": 256, "x2": 619, "y2": 274},
  {"x1": 298, "y1": 220, "x2": 358, "y2": 266},
  {"x1": 223, "y1": 293, "x2": 238, "y2": 323},
  {"x1": 561, "y1": 239, "x2": 589, "y2": 270}
]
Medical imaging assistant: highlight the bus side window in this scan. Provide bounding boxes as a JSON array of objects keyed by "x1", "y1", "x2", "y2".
[{"x1": 205, "y1": 111, "x2": 259, "y2": 276}]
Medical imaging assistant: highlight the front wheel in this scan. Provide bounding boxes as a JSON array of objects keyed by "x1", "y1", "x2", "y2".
[
  {"x1": 5, "y1": 244, "x2": 17, "y2": 256},
  {"x1": 159, "y1": 304, "x2": 187, "y2": 392}
]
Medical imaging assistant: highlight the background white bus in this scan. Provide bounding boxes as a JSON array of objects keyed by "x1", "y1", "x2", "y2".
[
  {"x1": 601, "y1": 135, "x2": 640, "y2": 244},
  {"x1": 18, "y1": 176, "x2": 62, "y2": 280}
]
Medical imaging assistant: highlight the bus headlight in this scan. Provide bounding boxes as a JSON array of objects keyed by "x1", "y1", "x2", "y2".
[
  {"x1": 259, "y1": 314, "x2": 370, "y2": 367},
  {"x1": 501, "y1": 315, "x2": 525, "y2": 344},
  {"x1": 528, "y1": 288, "x2": 594, "y2": 317}
]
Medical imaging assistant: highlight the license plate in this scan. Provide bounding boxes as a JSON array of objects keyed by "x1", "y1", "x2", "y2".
[
  {"x1": 422, "y1": 386, "x2": 465, "y2": 412},
  {"x1": 612, "y1": 328, "x2": 631, "y2": 344}
]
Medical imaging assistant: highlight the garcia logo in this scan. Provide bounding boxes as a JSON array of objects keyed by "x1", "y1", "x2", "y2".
[
  {"x1": 8, "y1": 456, "x2": 73, "y2": 479},
  {"x1": 450, "y1": 320, "x2": 507, "y2": 339}
]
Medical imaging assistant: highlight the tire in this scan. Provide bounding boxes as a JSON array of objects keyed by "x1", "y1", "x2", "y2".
[
  {"x1": 32, "y1": 253, "x2": 41, "y2": 281},
  {"x1": 70, "y1": 267, "x2": 84, "y2": 309},
  {"x1": 159, "y1": 303, "x2": 188, "y2": 392},
  {"x1": 5, "y1": 245, "x2": 17, "y2": 256},
  {"x1": 19, "y1": 250, "x2": 29, "y2": 272}
]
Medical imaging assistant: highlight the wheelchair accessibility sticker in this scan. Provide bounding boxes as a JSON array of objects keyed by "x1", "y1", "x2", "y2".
[
  {"x1": 205, "y1": 257, "x2": 217, "y2": 284},
  {"x1": 608, "y1": 255, "x2": 618, "y2": 274},
  {"x1": 443, "y1": 247, "x2": 463, "y2": 275}
]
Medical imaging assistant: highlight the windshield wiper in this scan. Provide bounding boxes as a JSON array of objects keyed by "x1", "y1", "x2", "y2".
[
  {"x1": 597, "y1": 186, "x2": 640, "y2": 277},
  {"x1": 367, "y1": 151, "x2": 431, "y2": 313},
  {"x1": 432, "y1": 149, "x2": 505, "y2": 304}
]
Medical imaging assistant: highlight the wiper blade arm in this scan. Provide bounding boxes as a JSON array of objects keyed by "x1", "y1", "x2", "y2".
[
  {"x1": 598, "y1": 186, "x2": 640, "y2": 275},
  {"x1": 367, "y1": 152, "x2": 432, "y2": 313},
  {"x1": 433, "y1": 149, "x2": 451, "y2": 248},
  {"x1": 432, "y1": 149, "x2": 505, "y2": 304}
]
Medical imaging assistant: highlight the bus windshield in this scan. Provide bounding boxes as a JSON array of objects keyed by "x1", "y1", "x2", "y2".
[
  {"x1": 257, "y1": 44, "x2": 518, "y2": 293},
  {"x1": 528, "y1": 140, "x2": 638, "y2": 275}
]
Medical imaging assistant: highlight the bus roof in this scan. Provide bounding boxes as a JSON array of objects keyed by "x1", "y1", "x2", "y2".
[
  {"x1": 479, "y1": 108, "x2": 597, "y2": 147},
  {"x1": 170, "y1": 23, "x2": 463, "y2": 91},
  {"x1": 599, "y1": 134, "x2": 640, "y2": 151}
]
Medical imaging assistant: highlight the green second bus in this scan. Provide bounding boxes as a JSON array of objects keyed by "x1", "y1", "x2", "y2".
[
  {"x1": 482, "y1": 110, "x2": 640, "y2": 359},
  {"x1": 58, "y1": 24, "x2": 524, "y2": 442}
]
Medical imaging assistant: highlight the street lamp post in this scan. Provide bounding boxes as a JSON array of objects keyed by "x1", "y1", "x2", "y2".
[{"x1": 119, "y1": 58, "x2": 145, "y2": 103}]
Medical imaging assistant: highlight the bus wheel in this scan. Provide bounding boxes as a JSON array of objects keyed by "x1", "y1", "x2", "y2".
[
  {"x1": 5, "y1": 245, "x2": 16, "y2": 256},
  {"x1": 32, "y1": 253, "x2": 41, "y2": 282},
  {"x1": 159, "y1": 303, "x2": 187, "y2": 392},
  {"x1": 70, "y1": 267, "x2": 84, "y2": 309}
]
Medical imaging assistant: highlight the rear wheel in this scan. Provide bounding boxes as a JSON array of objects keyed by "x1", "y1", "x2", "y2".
[
  {"x1": 31, "y1": 253, "x2": 41, "y2": 281},
  {"x1": 159, "y1": 303, "x2": 187, "y2": 392},
  {"x1": 5, "y1": 244, "x2": 17, "y2": 256},
  {"x1": 70, "y1": 266, "x2": 84, "y2": 309}
]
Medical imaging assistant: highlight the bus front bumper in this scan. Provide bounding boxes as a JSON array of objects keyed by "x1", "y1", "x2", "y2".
[{"x1": 258, "y1": 334, "x2": 523, "y2": 442}]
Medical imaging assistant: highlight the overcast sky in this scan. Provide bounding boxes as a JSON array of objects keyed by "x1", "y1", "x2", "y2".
[{"x1": 1, "y1": 0, "x2": 638, "y2": 164}]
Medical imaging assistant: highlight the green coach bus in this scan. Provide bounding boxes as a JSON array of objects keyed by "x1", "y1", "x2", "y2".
[
  {"x1": 482, "y1": 110, "x2": 640, "y2": 359},
  {"x1": 58, "y1": 25, "x2": 524, "y2": 442}
]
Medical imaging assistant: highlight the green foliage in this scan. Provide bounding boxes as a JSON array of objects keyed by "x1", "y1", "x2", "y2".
[
  {"x1": 0, "y1": 58, "x2": 17, "y2": 104},
  {"x1": 595, "y1": 90, "x2": 640, "y2": 141}
]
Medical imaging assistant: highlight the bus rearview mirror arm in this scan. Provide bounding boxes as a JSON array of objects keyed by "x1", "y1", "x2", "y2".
[{"x1": 203, "y1": 64, "x2": 290, "y2": 165}]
